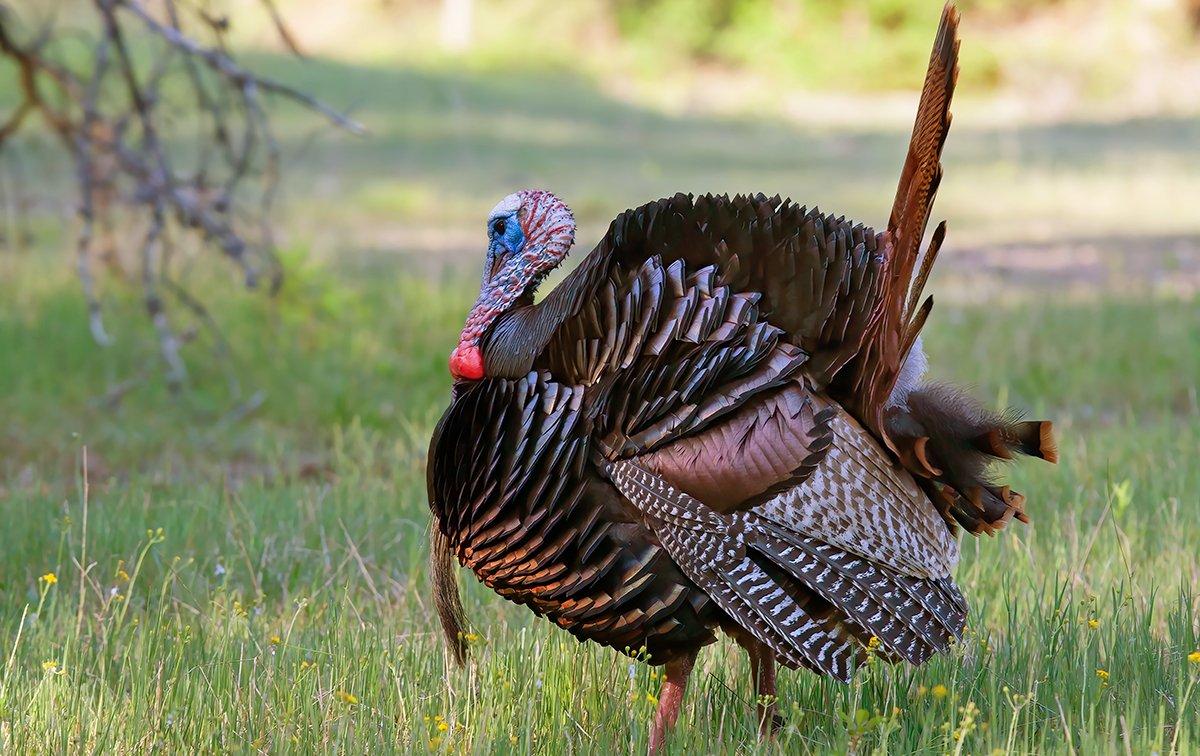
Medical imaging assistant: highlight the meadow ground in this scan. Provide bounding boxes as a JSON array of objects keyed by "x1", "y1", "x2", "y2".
[{"x1": 0, "y1": 53, "x2": 1199, "y2": 753}]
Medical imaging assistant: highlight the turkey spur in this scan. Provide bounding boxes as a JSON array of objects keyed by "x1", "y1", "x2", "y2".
[{"x1": 426, "y1": 4, "x2": 1055, "y2": 750}]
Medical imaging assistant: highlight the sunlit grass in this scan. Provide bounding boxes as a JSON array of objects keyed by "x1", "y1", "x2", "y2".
[
  {"x1": 0, "y1": 251, "x2": 1197, "y2": 752},
  {"x1": 1, "y1": 431, "x2": 1197, "y2": 752}
]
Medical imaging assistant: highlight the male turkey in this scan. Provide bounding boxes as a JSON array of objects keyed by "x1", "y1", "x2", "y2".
[{"x1": 427, "y1": 4, "x2": 1055, "y2": 750}]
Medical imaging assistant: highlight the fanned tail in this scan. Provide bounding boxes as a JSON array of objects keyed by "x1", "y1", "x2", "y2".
[
  {"x1": 889, "y1": 3, "x2": 959, "y2": 354},
  {"x1": 888, "y1": 2, "x2": 959, "y2": 290}
]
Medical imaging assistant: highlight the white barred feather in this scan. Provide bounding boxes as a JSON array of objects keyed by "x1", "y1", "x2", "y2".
[{"x1": 754, "y1": 398, "x2": 958, "y2": 579}]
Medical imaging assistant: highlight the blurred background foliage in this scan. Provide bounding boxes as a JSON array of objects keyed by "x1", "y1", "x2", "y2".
[
  {"x1": 226, "y1": 0, "x2": 1200, "y2": 107},
  {"x1": 0, "y1": 0, "x2": 1197, "y2": 468},
  {"x1": 0, "y1": 0, "x2": 1195, "y2": 467}
]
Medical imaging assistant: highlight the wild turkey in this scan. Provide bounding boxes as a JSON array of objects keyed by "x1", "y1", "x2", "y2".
[{"x1": 427, "y1": 4, "x2": 1055, "y2": 750}]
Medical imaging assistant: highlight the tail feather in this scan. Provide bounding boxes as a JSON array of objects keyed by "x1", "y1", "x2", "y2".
[
  {"x1": 889, "y1": 2, "x2": 960, "y2": 378},
  {"x1": 841, "y1": 3, "x2": 960, "y2": 442},
  {"x1": 431, "y1": 521, "x2": 470, "y2": 667},
  {"x1": 1007, "y1": 420, "x2": 1059, "y2": 463},
  {"x1": 890, "y1": 383, "x2": 1054, "y2": 535},
  {"x1": 889, "y1": 5, "x2": 959, "y2": 247},
  {"x1": 840, "y1": 5, "x2": 1057, "y2": 536}
]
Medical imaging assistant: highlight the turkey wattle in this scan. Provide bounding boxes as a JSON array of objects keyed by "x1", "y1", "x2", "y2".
[{"x1": 426, "y1": 4, "x2": 1056, "y2": 750}]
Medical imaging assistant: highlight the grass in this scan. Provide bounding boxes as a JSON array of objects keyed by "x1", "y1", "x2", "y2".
[{"x1": 0, "y1": 46, "x2": 1198, "y2": 753}]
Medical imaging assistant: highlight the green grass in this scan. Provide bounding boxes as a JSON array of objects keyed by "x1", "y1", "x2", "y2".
[
  {"x1": 1, "y1": 50, "x2": 1199, "y2": 753},
  {"x1": 1, "y1": 257, "x2": 1197, "y2": 753}
]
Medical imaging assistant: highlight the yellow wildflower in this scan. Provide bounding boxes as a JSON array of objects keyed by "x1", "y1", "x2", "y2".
[
  {"x1": 269, "y1": 635, "x2": 282, "y2": 645},
  {"x1": 1186, "y1": 650, "x2": 1200, "y2": 664},
  {"x1": 931, "y1": 684, "x2": 948, "y2": 699},
  {"x1": 40, "y1": 572, "x2": 57, "y2": 585},
  {"x1": 1087, "y1": 618, "x2": 1099, "y2": 630},
  {"x1": 428, "y1": 736, "x2": 442, "y2": 750},
  {"x1": 437, "y1": 721, "x2": 449, "y2": 733},
  {"x1": 41, "y1": 660, "x2": 59, "y2": 674},
  {"x1": 1095, "y1": 668, "x2": 1109, "y2": 681},
  {"x1": 867, "y1": 635, "x2": 881, "y2": 651},
  {"x1": 645, "y1": 692, "x2": 658, "y2": 706},
  {"x1": 951, "y1": 700, "x2": 978, "y2": 742},
  {"x1": 335, "y1": 690, "x2": 359, "y2": 705}
]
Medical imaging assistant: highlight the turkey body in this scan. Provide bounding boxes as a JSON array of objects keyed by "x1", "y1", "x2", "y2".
[
  {"x1": 426, "y1": 5, "x2": 1055, "y2": 740},
  {"x1": 429, "y1": 192, "x2": 1021, "y2": 676}
]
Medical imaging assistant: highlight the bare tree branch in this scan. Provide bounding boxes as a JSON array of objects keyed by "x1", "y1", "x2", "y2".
[
  {"x1": 0, "y1": 0, "x2": 362, "y2": 390},
  {"x1": 257, "y1": 0, "x2": 305, "y2": 58}
]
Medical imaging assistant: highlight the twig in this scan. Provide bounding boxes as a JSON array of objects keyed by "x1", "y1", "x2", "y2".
[
  {"x1": 257, "y1": 0, "x2": 304, "y2": 58},
  {"x1": 118, "y1": 0, "x2": 365, "y2": 135},
  {"x1": 140, "y1": 201, "x2": 187, "y2": 388},
  {"x1": 72, "y1": 33, "x2": 112, "y2": 345}
]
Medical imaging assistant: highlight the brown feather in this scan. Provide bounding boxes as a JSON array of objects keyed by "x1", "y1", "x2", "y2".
[
  {"x1": 1007, "y1": 420, "x2": 1059, "y2": 463},
  {"x1": 639, "y1": 383, "x2": 833, "y2": 512},
  {"x1": 893, "y1": 434, "x2": 943, "y2": 478},
  {"x1": 906, "y1": 222, "x2": 947, "y2": 326}
]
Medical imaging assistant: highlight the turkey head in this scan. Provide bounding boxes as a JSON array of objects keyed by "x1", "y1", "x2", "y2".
[{"x1": 449, "y1": 190, "x2": 575, "y2": 380}]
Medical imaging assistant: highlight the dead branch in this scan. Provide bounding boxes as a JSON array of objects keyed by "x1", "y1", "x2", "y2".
[{"x1": 0, "y1": 0, "x2": 362, "y2": 390}]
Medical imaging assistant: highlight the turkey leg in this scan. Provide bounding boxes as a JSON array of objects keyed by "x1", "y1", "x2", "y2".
[
  {"x1": 745, "y1": 637, "x2": 783, "y2": 739},
  {"x1": 648, "y1": 650, "x2": 697, "y2": 754}
]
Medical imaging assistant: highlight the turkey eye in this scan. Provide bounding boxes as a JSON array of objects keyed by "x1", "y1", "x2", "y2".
[{"x1": 493, "y1": 219, "x2": 506, "y2": 236}]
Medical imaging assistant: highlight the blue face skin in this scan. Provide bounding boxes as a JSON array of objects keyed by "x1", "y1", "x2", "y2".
[{"x1": 485, "y1": 212, "x2": 525, "y2": 282}]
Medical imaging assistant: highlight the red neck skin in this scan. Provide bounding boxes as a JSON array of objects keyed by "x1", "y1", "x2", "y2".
[
  {"x1": 449, "y1": 331, "x2": 487, "y2": 381},
  {"x1": 448, "y1": 265, "x2": 528, "y2": 381}
]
